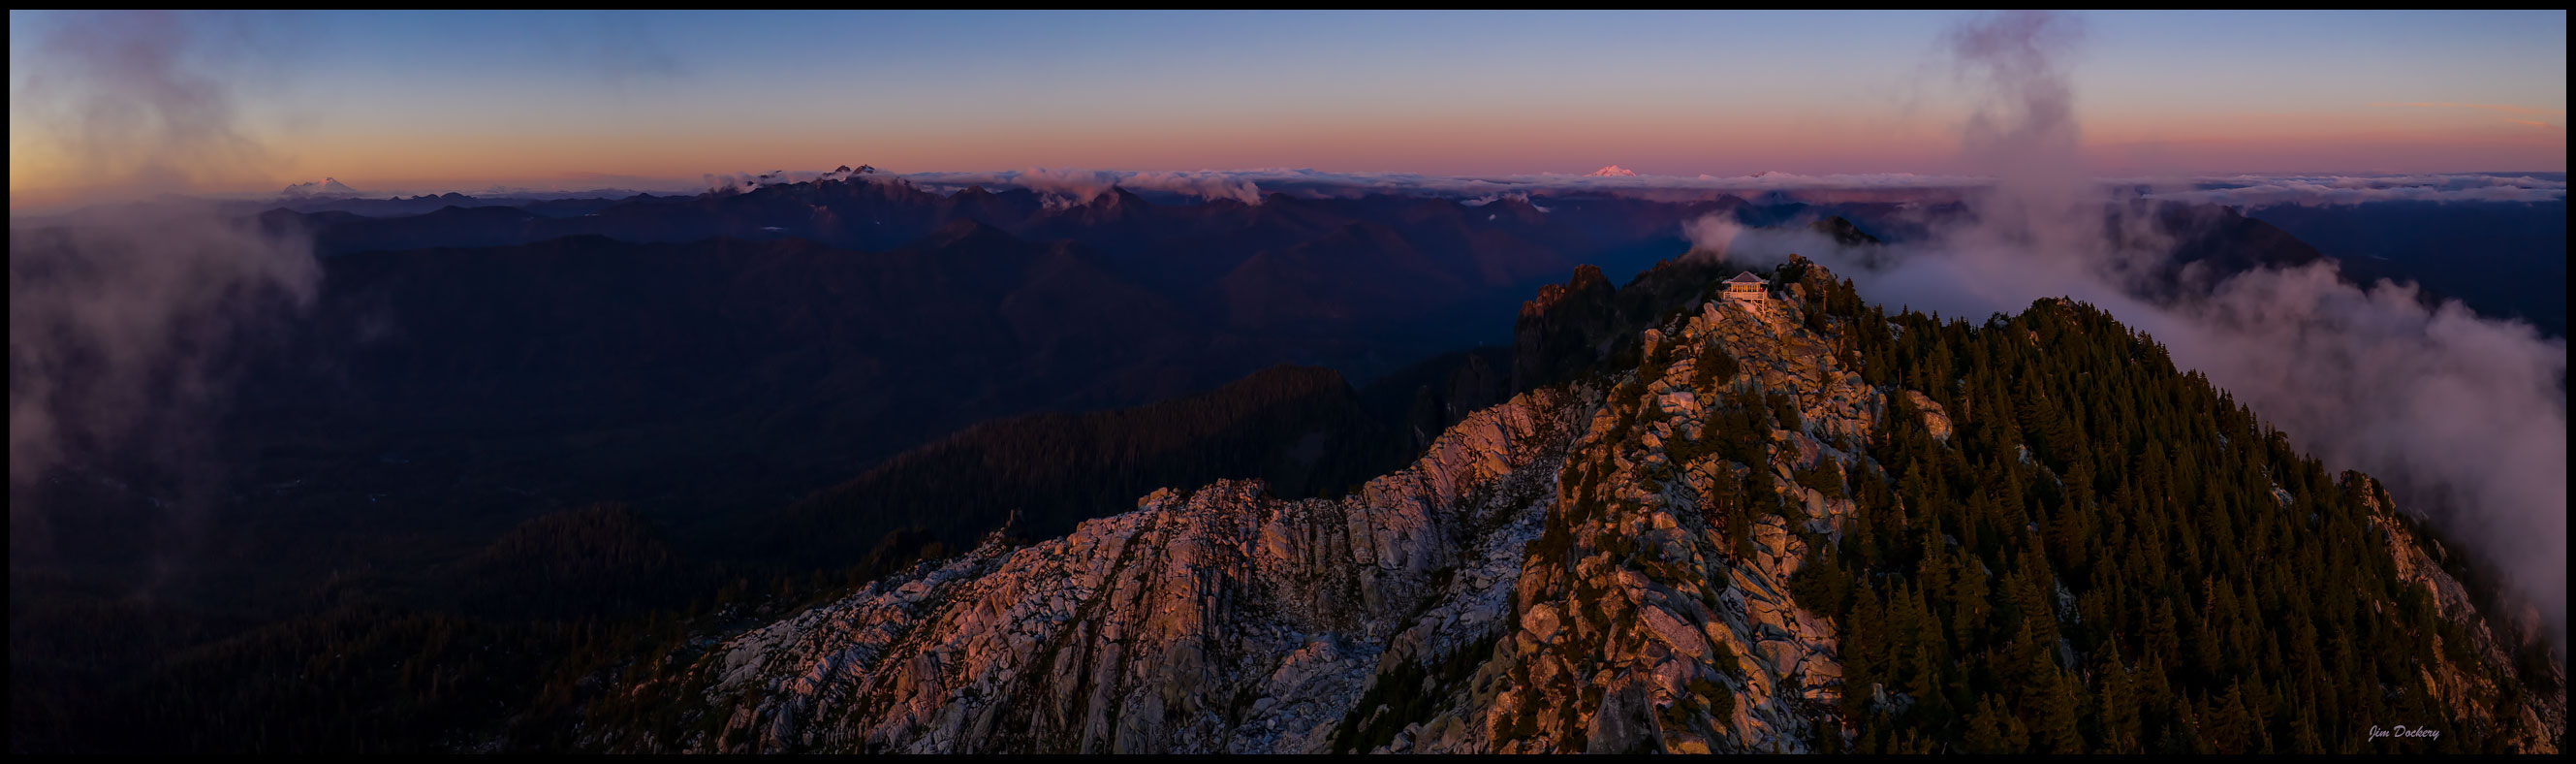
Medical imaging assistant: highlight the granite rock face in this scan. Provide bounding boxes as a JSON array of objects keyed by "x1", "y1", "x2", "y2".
[{"x1": 616, "y1": 382, "x2": 1588, "y2": 753}]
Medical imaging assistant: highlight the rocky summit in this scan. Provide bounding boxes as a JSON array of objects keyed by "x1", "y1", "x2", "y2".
[{"x1": 588, "y1": 260, "x2": 2562, "y2": 754}]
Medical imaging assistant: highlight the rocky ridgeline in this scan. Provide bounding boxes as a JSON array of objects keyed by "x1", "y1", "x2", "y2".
[
  {"x1": 2352, "y1": 474, "x2": 2565, "y2": 749},
  {"x1": 596, "y1": 260, "x2": 2557, "y2": 753},
  {"x1": 1400, "y1": 265, "x2": 1884, "y2": 753},
  {"x1": 603, "y1": 383, "x2": 1591, "y2": 753}
]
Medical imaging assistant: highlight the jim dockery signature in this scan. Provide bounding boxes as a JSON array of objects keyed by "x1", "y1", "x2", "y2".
[{"x1": 2368, "y1": 725, "x2": 2442, "y2": 743}]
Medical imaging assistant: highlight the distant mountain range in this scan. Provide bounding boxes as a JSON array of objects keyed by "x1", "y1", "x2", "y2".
[
  {"x1": 42, "y1": 175, "x2": 2494, "y2": 575},
  {"x1": 2246, "y1": 200, "x2": 2567, "y2": 337},
  {"x1": 23, "y1": 175, "x2": 2530, "y2": 587}
]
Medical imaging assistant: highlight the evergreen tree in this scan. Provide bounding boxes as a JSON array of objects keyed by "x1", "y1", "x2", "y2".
[
  {"x1": 2092, "y1": 649, "x2": 2141, "y2": 752},
  {"x1": 2031, "y1": 672, "x2": 2088, "y2": 754},
  {"x1": 1964, "y1": 694, "x2": 2028, "y2": 753}
]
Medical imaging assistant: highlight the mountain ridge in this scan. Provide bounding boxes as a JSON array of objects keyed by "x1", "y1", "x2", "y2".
[{"x1": 581, "y1": 258, "x2": 2561, "y2": 753}]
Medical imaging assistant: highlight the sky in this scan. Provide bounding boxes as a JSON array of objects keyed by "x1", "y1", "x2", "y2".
[{"x1": 8, "y1": 10, "x2": 2566, "y2": 205}]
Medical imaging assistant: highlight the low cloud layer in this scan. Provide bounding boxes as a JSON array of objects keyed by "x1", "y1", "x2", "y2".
[
  {"x1": 232, "y1": 167, "x2": 2562, "y2": 211},
  {"x1": 2134, "y1": 173, "x2": 2567, "y2": 207},
  {"x1": 888, "y1": 167, "x2": 2562, "y2": 209},
  {"x1": 899, "y1": 167, "x2": 1984, "y2": 204}
]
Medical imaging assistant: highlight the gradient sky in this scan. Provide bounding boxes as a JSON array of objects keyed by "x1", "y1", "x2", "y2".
[{"x1": 8, "y1": 10, "x2": 2566, "y2": 204}]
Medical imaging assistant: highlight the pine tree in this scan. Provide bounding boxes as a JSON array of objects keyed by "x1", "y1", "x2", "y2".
[
  {"x1": 1840, "y1": 580, "x2": 1886, "y2": 719},
  {"x1": 1883, "y1": 582, "x2": 1926, "y2": 696},
  {"x1": 2210, "y1": 682, "x2": 2255, "y2": 753},
  {"x1": 2147, "y1": 598, "x2": 2181, "y2": 666},
  {"x1": 2093, "y1": 649, "x2": 2141, "y2": 752},
  {"x1": 2030, "y1": 669, "x2": 2088, "y2": 753},
  {"x1": 1963, "y1": 693, "x2": 2027, "y2": 753},
  {"x1": 1900, "y1": 586, "x2": 1953, "y2": 723},
  {"x1": 2158, "y1": 696, "x2": 2208, "y2": 754},
  {"x1": 2190, "y1": 612, "x2": 2226, "y2": 684},
  {"x1": 2292, "y1": 703, "x2": 2324, "y2": 753}
]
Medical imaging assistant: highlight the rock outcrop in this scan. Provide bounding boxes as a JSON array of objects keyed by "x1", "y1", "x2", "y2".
[{"x1": 1401, "y1": 263, "x2": 1879, "y2": 754}]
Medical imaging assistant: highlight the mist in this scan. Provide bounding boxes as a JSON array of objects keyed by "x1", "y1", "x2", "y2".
[
  {"x1": 8, "y1": 11, "x2": 322, "y2": 579},
  {"x1": 1691, "y1": 10, "x2": 2567, "y2": 639}
]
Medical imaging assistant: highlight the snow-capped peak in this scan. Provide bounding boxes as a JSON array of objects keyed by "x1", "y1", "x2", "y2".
[
  {"x1": 280, "y1": 177, "x2": 362, "y2": 198},
  {"x1": 1587, "y1": 165, "x2": 1638, "y2": 177}
]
